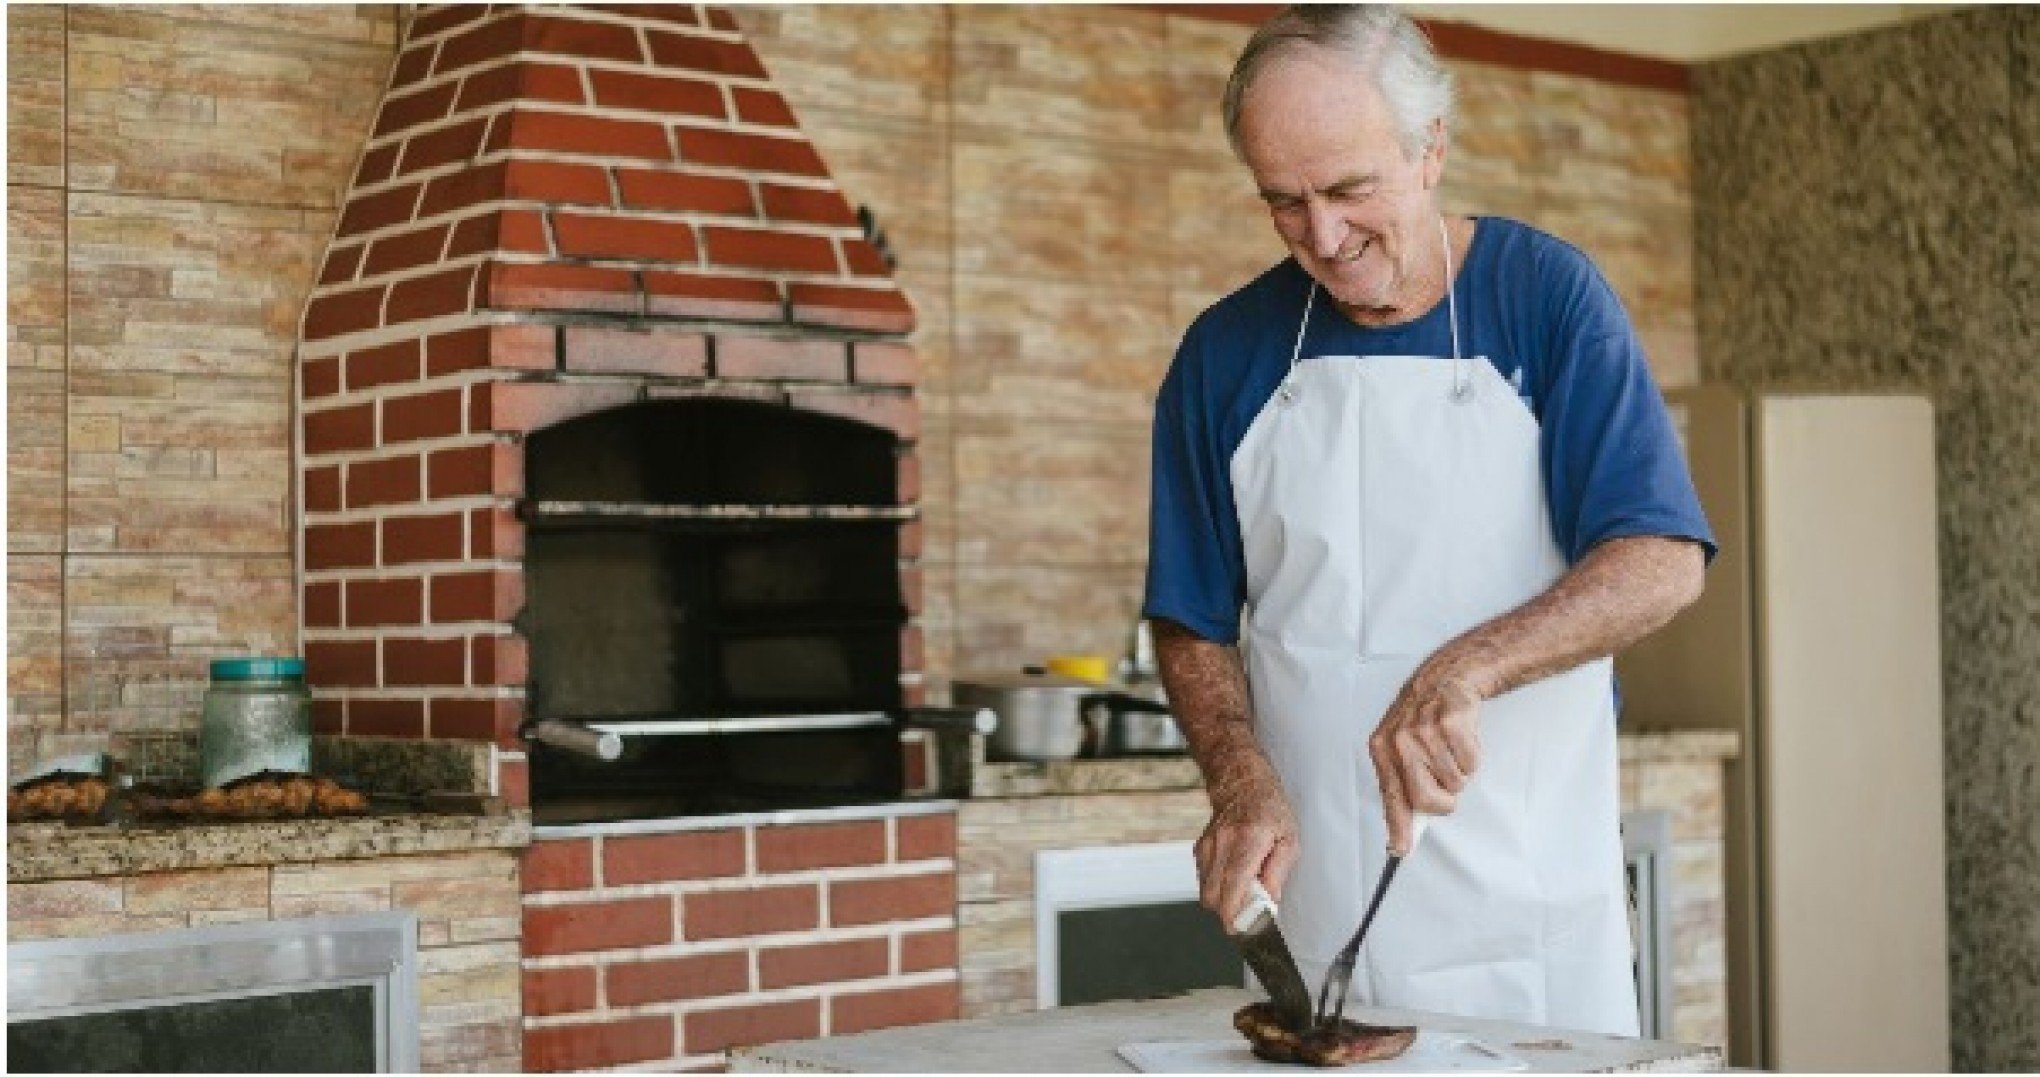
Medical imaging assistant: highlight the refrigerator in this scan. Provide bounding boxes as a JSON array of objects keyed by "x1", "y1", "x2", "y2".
[{"x1": 1615, "y1": 387, "x2": 1949, "y2": 1071}]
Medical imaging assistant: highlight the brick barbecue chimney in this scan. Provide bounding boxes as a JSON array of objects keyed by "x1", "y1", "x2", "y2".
[{"x1": 296, "y1": 3, "x2": 923, "y2": 800}]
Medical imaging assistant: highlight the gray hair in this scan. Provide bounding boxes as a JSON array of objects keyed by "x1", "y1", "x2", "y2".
[{"x1": 1221, "y1": 5, "x2": 1455, "y2": 160}]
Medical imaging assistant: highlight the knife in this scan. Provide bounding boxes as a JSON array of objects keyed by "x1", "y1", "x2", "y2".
[{"x1": 1229, "y1": 879, "x2": 1315, "y2": 1030}]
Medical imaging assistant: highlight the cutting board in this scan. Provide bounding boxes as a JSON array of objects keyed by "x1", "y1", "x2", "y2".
[{"x1": 1118, "y1": 1032, "x2": 1530, "y2": 1073}]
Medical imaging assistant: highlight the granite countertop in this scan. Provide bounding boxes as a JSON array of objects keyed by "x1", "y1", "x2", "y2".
[
  {"x1": 729, "y1": 987, "x2": 1723, "y2": 1073},
  {"x1": 7, "y1": 810, "x2": 531, "y2": 884}
]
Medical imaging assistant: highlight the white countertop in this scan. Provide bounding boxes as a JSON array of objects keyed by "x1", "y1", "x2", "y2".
[{"x1": 730, "y1": 988, "x2": 1724, "y2": 1073}]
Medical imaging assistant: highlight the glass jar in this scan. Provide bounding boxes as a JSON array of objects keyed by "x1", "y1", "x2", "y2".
[{"x1": 200, "y1": 657, "x2": 311, "y2": 788}]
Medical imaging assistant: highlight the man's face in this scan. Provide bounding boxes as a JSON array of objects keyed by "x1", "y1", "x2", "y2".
[{"x1": 1235, "y1": 46, "x2": 1445, "y2": 314}]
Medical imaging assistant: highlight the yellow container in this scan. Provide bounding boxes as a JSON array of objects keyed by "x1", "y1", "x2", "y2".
[{"x1": 1044, "y1": 654, "x2": 1112, "y2": 684}]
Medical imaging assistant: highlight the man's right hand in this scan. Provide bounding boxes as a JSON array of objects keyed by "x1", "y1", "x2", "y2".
[{"x1": 1196, "y1": 770, "x2": 1300, "y2": 927}]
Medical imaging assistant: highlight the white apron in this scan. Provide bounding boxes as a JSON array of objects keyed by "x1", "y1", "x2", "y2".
[{"x1": 1230, "y1": 238, "x2": 1639, "y2": 1036}]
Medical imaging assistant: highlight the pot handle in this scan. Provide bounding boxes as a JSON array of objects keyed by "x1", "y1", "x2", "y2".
[{"x1": 1081, "y1": 690, "x2": 1170, "y2": 715}]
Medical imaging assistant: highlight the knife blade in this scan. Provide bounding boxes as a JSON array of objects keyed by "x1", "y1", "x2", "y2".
[{"x1": 1229, "y1": 880, "x2": 1315, "y2": 1031}]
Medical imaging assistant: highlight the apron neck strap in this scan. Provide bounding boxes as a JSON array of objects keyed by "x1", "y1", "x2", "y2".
[{"x1": 1287, "y1": 215, "x2": 1469, "y2": 399}]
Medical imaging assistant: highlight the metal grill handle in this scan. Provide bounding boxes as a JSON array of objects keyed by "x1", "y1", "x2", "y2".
[{"x1": 524, "y1": 719, "x2": 623, "y2": 762}]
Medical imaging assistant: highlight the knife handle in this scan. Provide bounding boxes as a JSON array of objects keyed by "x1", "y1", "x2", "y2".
[{"x1": 1231, "y1": 879, "x2": 1279, "y2": 935}]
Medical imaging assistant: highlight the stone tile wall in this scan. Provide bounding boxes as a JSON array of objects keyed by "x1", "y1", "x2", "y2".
[
  {"x1": 7, "y1": 848, "x2": 524, "y2": 1071},
  {"x1": 737, "y1": 7, "x2": 1699, "y2": 685},
  {"x1": 1691, "y1": 8, "x2": 2037, "y2": 1069},
  {"x1": 4, "y1": 4, "x2": 398, "y2": 775}
]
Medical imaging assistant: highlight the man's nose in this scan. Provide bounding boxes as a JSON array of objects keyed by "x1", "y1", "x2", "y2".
[{"x1": 1304, "y1": 200, "x2": 1346, "y2": 260}]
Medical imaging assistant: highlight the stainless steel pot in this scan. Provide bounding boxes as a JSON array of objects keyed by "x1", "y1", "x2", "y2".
[
  {"x1": 951, "y1": 670, "x2": 1099, "y2": 762},
  {"x1": 1083, "y1": 688, "x2": 1188, "y2": 755}
]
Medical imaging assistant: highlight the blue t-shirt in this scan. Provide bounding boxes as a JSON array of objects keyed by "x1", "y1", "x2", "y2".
[{"x1": 1144, "y1": 215, "x2": 1716, "y2": 644}]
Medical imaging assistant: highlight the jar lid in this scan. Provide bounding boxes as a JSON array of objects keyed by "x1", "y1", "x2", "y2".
[{"x1": 210, "y1": 657, "x2": 305, "y2": 681}]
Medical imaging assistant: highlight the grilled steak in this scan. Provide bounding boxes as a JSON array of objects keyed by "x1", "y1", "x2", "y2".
[{"x1": 1234, "y1": 1002, "x2": 1417, "y2": 1067}]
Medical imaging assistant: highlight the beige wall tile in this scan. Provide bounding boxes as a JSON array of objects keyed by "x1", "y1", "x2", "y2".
[
  {"x1": 951, "y1": 275, "x2": 1175, "y2": 423},
  {"x1": 9, "y1": 185, "x2": 66, "y2": 554},
  {"x1": 951, "y1": 563, "x2": 1150, "y2": 684},
  {"x1": 785, "y1": 113, "x2": 953, "y2": 277},
  {"x1": 1166, "y1": 163, "x2": 1289, "y2": 302},
  {"x1": 1160, "y1": 14, "x2": 1250, "y2": 157},
  {"x1": 739, "y1": 4, "x2": 951, "y2": 127},
  {"x1": 953, "y1": 422, "x2": 1150, "y2": 568},
  {"x1": 953, "y1": 136, "x2": 1175, "y2": 289},
  {"x1": 8, "y1": 557, "x2": 64, "y2": 767},
  {"x1": 7, "y1": 6, "x2": 66, "y2": 186},
  {"x1": 11, "y1": 878, "x2": 125, "y2": 919},
  {"x1": 953, "y1": 6, "x2": 1179, "y2": 149},
  {"x1": 65, "y1": 5, "x2": 391, "y2": 205},
  {"x1": 63, "y1": 555, "x2": 293, "y2": 736},
  {"x1": 125, "y1": 865, "x2": 269, "y2": 914}
]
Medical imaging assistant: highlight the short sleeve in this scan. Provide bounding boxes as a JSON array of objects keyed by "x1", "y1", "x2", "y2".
[
  {"x1": 1142, "y1": 332, "x2": 1248, "y2": 644},
  {"x1": 1536, "y1": 270, "x2": 1717, "y2": 565}
]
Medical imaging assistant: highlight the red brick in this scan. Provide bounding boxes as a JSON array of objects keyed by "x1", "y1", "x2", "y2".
[
  {"x1": 497, "y1": 754, "x2": 528, "y2": 806},
  {"x1": 389, "y1": 43, "x2": 436, "y2": 88},
  {"x1": 304, "y1": 521, "x2": 376, "y2": 571},
  {"x1": 715, "y1": 335, "x2": 846, "y2": 382},
  {"x1": 852, "y1": 342, "x2": 918, "y2": 386},
  {"x1": 319, "y1": 243, "x2": 365, "y2": 286},
  {"x1": 383, "y1": 512, "x2": 466, "y2": 564},
  {"x1": 423, "y1": 325, "x2": 501, "y2": 376},
  {"x1": 361, "y1": 225, "x2": 449, "y2": 279},
  {"x1": 302, "y1": 355, "x2": 341, "y2": 399},
  {"x1": 900, "y1": 928, "x2": 959, "y2": 973},
  {"x1": 526, "y1": 1015, "x2": 672, "y2": 1072},
  {"x1": 900, "y1": 623, "x2": 924, "y2": 666},
  {"x1": 684, "y1": 884, "x2": 818, "y2": 940},
  {"x1": 589, "y1": 69, "x2": 725, "y2": 118},
  {"x1": 397, "y1": 117, "x2": 488, "y2": 176},
  {"x1": 470, "y1": 632, "x2": 528, "y2": 686},
  {"x1": 411, "y1": 5, "x2": 490, "y2": 39},
  {"x1": 644, "y1": 271, "x2": 781, "y2": 321},
  {"x1": 899, "y1": 565, "x2": 923, "y2": 614},
  {"x1": 471, "y1": 380, "x2": 638, "y2": 435},
  {"x1": 337, "y1": 183, "x2": 423, "y2": 238},
  {"x1": 484, "y1": 261, "x2": 639, "y2": 315},
  {"x1": 524, "y1": 896, "x2": 673, "y2": 956},
  {"x1": 563, "y1": 325, "x2": 709, "y2": 378},
  {"x1": 344, "y1": 339, "x2": 420, "y2": 391},
  {"x1": 786, "y1": 388, "x2": 917, "y2": 441},
  {"x1": 502, "y1": 159, "x2": 613, "y2": 206},
  {"x1": 702, "y1": 226, "x2": 837, "y2": 274},
  {"x1": 452, "y1": 64, "x2": 520, "y2": 113},
  {"x1": 427, "y1": 443, "x2": 508, "y2": 498},
  {"x1": 302, "y1": 284, "x2": 387, "y2": 340},
  {"x1": 384, "y1": 636, "x2": 466, "y2": 687},
  {"x1": 433, "y1": 15, "x2": 525, "y2": 76},
  {"x1": 617, "y1": 169, "x2": 755, "y2": 216},
  {"x1": 418, "y1": 161, "x2": 507, "y2": 218},
  {"x1": 898, "y1": 519, "x2": 923, "y2": 558},
  {"x1": 304, "y1": 639, "x2": 376, "y2": 688},
  {"x1": 430, "y1": 696, "x2": 520, "y2": 743},
  {"x1": 386, "y1": 264, "x2": 477, "y2": 324},
  {"x1": 492, "y1": 322, "x2": 557, "y2": 370},
  {"x1": 758, "y1": 938, "x2": 887, "y2": 989},
  {"x1": 519, "y1": 62, "x2": 588, "y2": 104},
  {"x1": 345, "y1": 455, "x2": 422, "y2": 510},
  {"x1": 373, "y1": 83, "x2": 457, "y2": 139},
  {"x1": 604, "y1": 829, "x2": 745, "y2": 885},
  {"x1": 755, "y1": 820, "x2": 886, "y2": 873},
  {"x1": 303, "y1": 402, "x2": 375, "y2": 454},
  {"x1": 445, "y1": 208, "x2": 548, "y2": 258},
  {"x1": 705, "y1": 6, "x2": 738, "y2": 31},
  {"x1": 345, "y1": 577, "x2": 423, "y2": 627},
  {"x1": 522, "y1": 838, "x2": 594, "y2": 893},
  {"x1": 382, "y1": 387, "x2": 465, "y2": 444},
  {"x1": 896, "y1": 812, "x2": 955, "y2": 861},
  {"x1": 303, "y1": 580, "x2": 341, "y2": 630},
  {"x1": 644, "y1": 29, "x2": 768, "y2": 78},
  {"x1": 829, "y1": 872, "x2": 953, "y2": 927},
  {"x1": 428, "y1": 562, "x2": 522, "y2": 624},
  {"x1": 351, "y1": 697, "x2": 426, "y2": 738},
  {"x1": 525, "y1": 13, "x2": 645, "y2": 61},
  {"x1": 679, "y1": 129, "x2": 826, "y2": 177},
  {"x1": 843, "y1": 238, "x2": 889, "y2": 277},
  {"x1": 503, "y1": 110, "x2": 671, "y2": 160},
  {"x1": 592, "y1": 4, "x2": 700, "y2": 26},
  {"x1": 684, "y1": 999, "x2": 819, "y2": 1056},
  {"x1": 522, "y1": 965, "x2": 596, "y2": 1017},
  {"x1": 789, "y1": 282, "x2": 915, "y2": 333},
  {"x1": 830, "y1": 981, "x2": 959, "y2": 1035},
  {"x1": 311, "y1": 697, "x2": 344, "y2": 735},
  {"x1": 733, "y1": 86, "x2": 797, "y2": 127},
  {"x1": 606, "y1": 951, "x2": 749, "y2": 1007},
  {"x1": 758, "y1": 183, "x2": 856, "y2": 227},
  {"x1": 471, "y1": 505, "x2": 524, "y2": 560},
  {"x1": 303, "y1": 464, "x2": 341, "y2": 513},
  {"x1": 553, "y1": 212, "x2": 699, "y2": 262}
]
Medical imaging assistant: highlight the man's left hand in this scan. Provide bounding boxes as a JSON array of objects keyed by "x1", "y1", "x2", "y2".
[{"x1": 1368, "y1": 664, "x2": 1485, "y2": 855}]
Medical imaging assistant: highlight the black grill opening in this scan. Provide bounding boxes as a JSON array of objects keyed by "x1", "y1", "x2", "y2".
[{"x1": 521, "y1": 399, "x2": 910, "y2": 822}]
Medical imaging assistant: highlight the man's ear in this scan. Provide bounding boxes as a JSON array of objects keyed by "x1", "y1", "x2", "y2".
[{"x1": 1421, "y1": 119, "x2": 1448, "y2": 189}]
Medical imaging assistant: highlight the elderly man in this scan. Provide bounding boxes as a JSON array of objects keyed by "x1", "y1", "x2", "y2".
[{"x1": 1143, "y1": 5, "x2": 1714, "y2": 1036}]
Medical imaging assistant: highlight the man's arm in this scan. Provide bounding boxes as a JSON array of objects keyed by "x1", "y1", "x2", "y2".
[
  {"x1": 1152, "y1": 619, "x2": 1299, "y2": 924},
  {"x1": 1371, "y1": 534, "x2": 1706, "y2": 853}
]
